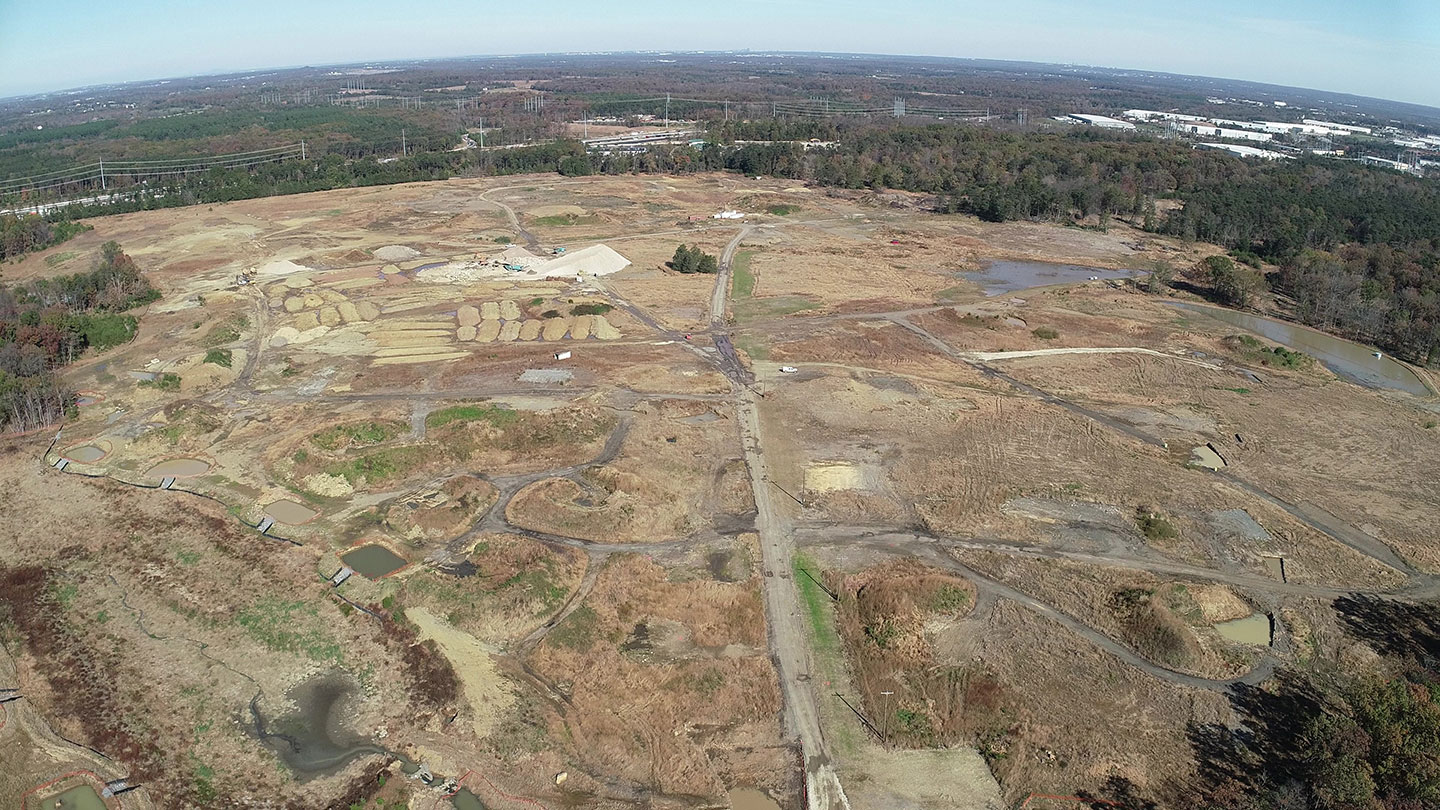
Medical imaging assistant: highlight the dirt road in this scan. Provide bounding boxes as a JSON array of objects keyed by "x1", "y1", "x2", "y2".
[
  {"x1": 737, "y1": 390, "x2": 851, "y2": 810},
  {"x1": 711, "y1": 225, "x2": 753, "y2": 326}
]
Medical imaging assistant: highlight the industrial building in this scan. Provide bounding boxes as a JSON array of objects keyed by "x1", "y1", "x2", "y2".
[
  {"x1": 1066, "y1": 113, "x2": 1136, "y2": 130},
  {"x1": 1123, "y1": 109, "x2": 1206, "y2": 123},
  {"x1": 1195, "y1": 143, "x2": 1289, "y2": 160},
  {"x1": 1303, "y1": 119, "x2": 1373, "y2": 136},
  {"x1": 1169, "y1": 122, "x2": 1273, "y2": 142}
]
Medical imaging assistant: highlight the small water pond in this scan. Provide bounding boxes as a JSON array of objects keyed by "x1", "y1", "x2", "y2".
[
  {"x1": 962, "y1": 259, "x2": 1136, "y2": 296},
  {"x1": 47, "y1": 785, "x2": 108, "y2": 810},
  {"x1": 1214, "y1": 613, "x2": 1272, "y2": 646},
  {"x1": 147, "y1": 458, "x2": 211, "y2": 477},
  {"x1": 341, "y1": 544, "x2": 408, "y2": 579},
  {"x1": 63, "y1": 445, "x2": 107, "y2": 463}
]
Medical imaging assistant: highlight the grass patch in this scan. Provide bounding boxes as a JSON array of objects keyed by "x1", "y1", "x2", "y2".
[
  {"x1": 570, "y1": 302, "x2": 613, "y2": 316},
  {"x1": 200, "y1": 315, "x2": 248, "y2": 347},
  {"x1": 310, "y1": 420, "x2": 406, "y2": 450},
  {"x1": 44, "y1": 250, "x2": 78, "y2": 267},
  {"x1": 734, "y1": 334, "x2": 769, "y2": 362},
  {"x1": 1136, "y1": 508, "x2": 1179, "y2": 543},
  {"x1": 234, "y1": 597, "x2": 343, "y2": 663},
  {"x1": 425, "y1": 404, "x2": 518, "y2": 430},
  {"x1": 493, "y1": 235, "x2": 512, "y2": 243},
  {"x1": 765, "y1": 203, "x2": 800, "y2": 215},
  {"x1": 793, "y1": 552, "x2": 840, "y2": 660},
  {"x1": 1232, "y1": 334, "x2": 1314, "y2": 370},
  {"x1": 1032, "y1": 327, "x2": 1060, "y2": 340},
  {"x1": 549, "y1": 604, "x2": 599, "y2": 651},
  {"x1": 734, "y1": 295, "x2": 820, "y2": 324},
  {"x1": 139, "y1": 372, "x2": 181, "y2": 391},
  {"x1": 324, "y1": 445, "x2": 430, "y2": 486},
  {"x1": 731, "y1": 250, "x2": 757, "y2": 298},
  {"x1": 1218, "y1": 386, "x2": 1253, "y2": 394},
  {"x1": 532, "y1": 213, "x2": 597, "y2": 227},
  {"x1": 529, "y1": 297, "x2": 545, "y2": 306},
  {"x1": 202, "y1": 348, "x2": 232, "y2": 368},
  {"x1": 931, "y1": 585, "x2": 971, "y2": 613}
]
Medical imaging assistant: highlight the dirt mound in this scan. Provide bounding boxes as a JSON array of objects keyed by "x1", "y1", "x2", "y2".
[{"x1": 373, "y1": 245, "x2": 421, "y2": 262}]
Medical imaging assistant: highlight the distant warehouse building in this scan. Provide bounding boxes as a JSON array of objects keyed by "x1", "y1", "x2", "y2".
[
  {"x1": 1195, "y1": 143, "x2": 1290, "y2": 160},
  {"x1": 1124, "y1": 109, "x2": 1206, "y2": 123},
  {"x1": 1170, "y1": 122, "x2": 1274, "y2": 142},
  {"x1": 1067, "y1": 113, "x2": 1136, "y2": 130},
  {"x1": 1303, "y1": 119, "x2": 1372, "y2": 136}
]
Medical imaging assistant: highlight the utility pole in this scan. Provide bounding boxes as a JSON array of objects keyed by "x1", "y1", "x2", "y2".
[
  {"x1": 478, "y1": 117, "x2": 484, "y2": 149},
  {"x1": 664, "y1": 92, "x2": 670, "y2": 129},
  {"x1": 724, "y1": 100, "x2": 729, "y2": 122},
  {"x1": 301, "y1": 140, "x2": 306, "y2": 160},
  {"x1": 99, "y1": 157, "x2": 106, "y2": 190},
  {"x1": 401, "y1": 128, "x2": 406, "y2": 157}
]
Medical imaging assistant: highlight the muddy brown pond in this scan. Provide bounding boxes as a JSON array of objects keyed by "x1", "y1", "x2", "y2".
[
  {"x1": 63, "y1": 445, "x2": 107, "y2": 463},
  {"x1": 147, "y1": 458, "x2": 211, "y2": 477},
  {"x1": 341, "y1": 544, "x2": 408, "y2": 579}
]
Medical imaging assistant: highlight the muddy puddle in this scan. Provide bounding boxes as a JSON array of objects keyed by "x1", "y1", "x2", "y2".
[
  {"x1": 450, "y1": 789, "x2": 486, "y2": 809},
  {"x1": 1190, "y1": 445, "x2": 1226, "y2": 470},
  {"x1": 803, "y1": 461, "x2": 878, "y2": 493},
  {"x1": 252, "y1": 672, "x2": 384, "y2": 776},
  {"x1": 264, "y1": 499, "x2": 319, "y2": 525},
  {"x1": 1214, "y1": 613, "x2": 1272, "y2": 646},
  {"x1": 63, "y1": 445, "x2": 107, "y2": 463},
  {"x1": 341, "y1": 544, "x2": 408, "y2": 578},
  {"x1": 728, "y1": 787, "x2": 782, "y2": 810},
  {"x1": 45, "y1": 785, "x2": 108, "y2": 810},
  {"x1": 1167, "y1": 301, "x2": 1430, "y2": 395},
  {"x1": 147, "y1": 457, "x2": 210, "y2": 477},
  {"x1": 962, "y1": 260, "x2": 1135, "y2": 296}
]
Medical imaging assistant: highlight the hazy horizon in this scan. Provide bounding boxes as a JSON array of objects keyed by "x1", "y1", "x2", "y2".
[{"x1": 1, "y1": 0, "x2": 1438, "y2": 109}]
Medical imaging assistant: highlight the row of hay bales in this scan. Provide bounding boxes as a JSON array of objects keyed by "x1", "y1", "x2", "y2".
[{"x1": 455, "y1": 314, "x2": 621, "y2": 343}]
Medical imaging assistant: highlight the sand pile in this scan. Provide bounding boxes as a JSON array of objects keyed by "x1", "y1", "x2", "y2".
[
  {"x1": 254, "y1": 259, "x2": 312, "y2": 277},
  {"x1": 374, "y1": 245, "x2": 421, "y2": 262}
]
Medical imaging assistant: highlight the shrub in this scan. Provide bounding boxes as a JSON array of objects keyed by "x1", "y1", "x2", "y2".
[
  {"x1": 570, "y1": 303, "x2": 612, "y2": 316},
  {"x1": 1032, "y1": 327, "x2": 1059, "y2": 340},
  {"x1": 202, "y1": 348, "x2": 232, "y2": 368}
]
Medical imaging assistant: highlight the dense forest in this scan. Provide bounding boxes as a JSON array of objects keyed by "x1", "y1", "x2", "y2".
[
  {"x1": 0, "y1": 241, "x2": 154, "y2": 432},
  {"x1": 1, "y1": 214, "x2": 90, "y2": 262}
]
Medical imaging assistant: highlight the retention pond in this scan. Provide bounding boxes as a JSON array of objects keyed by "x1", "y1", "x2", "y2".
[
  {"x1": 962, "y1": 260, "x2": 1136, "y2": 296},
  {"x1": 63, "y1": 445, "x2": 107, "y2": 463},
  {"x1": 251, "y1": 673, "x2": 385, "y2": 777},
  {"x1": 1168, "y1": 301, "x2": 1431, "y2": 396},
  {"x1": 1214, "y1": 613, "x2": 1272, "y2": 646},
  {"x1": 147, "y1": 458, "x2": 211, "y2": 477},
  {"x1": 341, "y1": 544, "x2": 408, "y2": 579}
]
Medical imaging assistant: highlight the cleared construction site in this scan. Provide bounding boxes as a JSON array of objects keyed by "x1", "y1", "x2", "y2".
[{"x1": 2, "y1": 173, "x2": 1437, "y2": 810}]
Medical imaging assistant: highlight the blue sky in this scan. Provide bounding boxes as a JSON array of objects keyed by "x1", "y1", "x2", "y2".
[{"x1": 1, "y1": 0, "x2": 1438, "y2": 107}]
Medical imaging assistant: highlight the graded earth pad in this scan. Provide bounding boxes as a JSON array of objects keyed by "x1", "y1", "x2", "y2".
[{"x1": 264, "y1": 499, "x2": 319, "y2": 525}]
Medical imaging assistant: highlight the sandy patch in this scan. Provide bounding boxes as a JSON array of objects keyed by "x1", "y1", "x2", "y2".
[
  {"x1": 541, "y1": 317, "x2": 571, "y2": 341},
  {"x1": 499, "y1": 320, "x2": 522, "y2": 341},
  {"x1": 804, "y1": 462, "x2": 878, "y2": 493},
  {"x1": 457, "y1": 305, "x2": 480, "y2": 327},
  {"x1": 480, "y1": 302, "x2": 501, "y2": 320},
  {"x1": 476, "y1": 320, "x2": 501, "y2": 342},
  {"x1": 499, "y1": 300, "x2": 522, "y2": 320},
  {"x1": 592, "y1": 315, "x2": 621, "y2": 340},
  {"x1": 406, "y1": 606, "x2": 514, "y2": 738},
  {"x1": 518, "y1": 320, "x2": 542, "y2": 340}
]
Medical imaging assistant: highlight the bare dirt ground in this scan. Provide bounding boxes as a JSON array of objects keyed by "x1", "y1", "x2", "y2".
[{"x1": 4, "y1": 172, "x2": 1436, "y2": 810}]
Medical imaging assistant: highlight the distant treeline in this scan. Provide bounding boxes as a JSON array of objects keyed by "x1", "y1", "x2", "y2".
[
  {"x1": 11, "y1": 121, "x2": 1440, "y2": 365},
  {"x1": 0, "y1": 241, "x2": 155, "y2": 432}
]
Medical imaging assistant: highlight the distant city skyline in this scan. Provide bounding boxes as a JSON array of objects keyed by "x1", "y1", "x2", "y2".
[{"x1": 1, "y1": 0, "x2": 1437, "y2": 108}]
